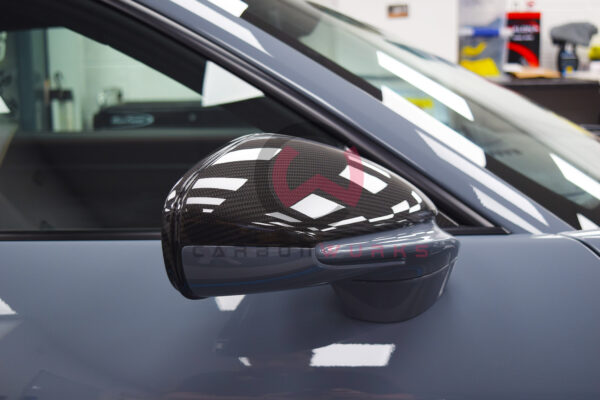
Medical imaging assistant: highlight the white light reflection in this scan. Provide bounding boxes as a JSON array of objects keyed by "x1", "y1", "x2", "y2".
[
  {"x1": 310, "y1": 343, "x2": 395, "y2": 367},
  {"x1": 215, "y1": 295, "x2": 245, "y2": 311},
  {"x1": 214, "y1": 148, "x2": 281, "y2": 165},
  {"x1": 329, "y1": 216, "x2": 366, "y2": 227},
  {"x1": 359, "y1": 158, "x2": 391, "y2": 178},
  {"x1": 391, "y1": 201, "x2": 409, "y2": 214},
  {"x1": 193, "y1": 177, "x2": 247, "y2": 191},
  {"x1": 0, "y1": 96, "x2": 9, "y2": 114},
  {"x1": 291, "y1": 194, "x2": 344, "y2": 219},
  {"x1": 347, "y1": 154, "x2": 392, "y2": 178},
  {"x1": 187, "y1": 197, "x2": 225, "y2": 206},
  {"x1": 238, "y1": 357, "x2": 252, "y2": 367},
  {"x1": 202, "y1": 61, "x2": 264, "y2": 107},
  {"x1": 411, "y1": 191, "x2": 423, "y2": 204},
  {"x1": 408, "y1": 204, "x2": 421, "y2": 213},
  {"x1": 381, "y1": 86, "x2": 485, "y2": 167},
  {"x1": 551, "y1": 154, "x2": 600, "y2": 201},
  {"x1": 577, "y1": 213, "x2": 599, "y2": 230},
  {"x1": 170, "y1": 0, "x2": 268, "y2": 53},
  {"x1": 266, "y1": 212, "x2": 301, "y2": 223},
  {"x1": 0, "y1": 298, "x2": 16, "y2": 316},
  {"x1": 206, "y1": 0, "x2": 248, "y2": 17},
  {"x1": 369, "y1": 214, "x2": 393, "y2": 223},
  {"x1": 419, "y1": 131, "x2": 548, "y2": 226},
  {"x1": 473, "y1": 187, "x2": 542, "y2": 234},
  {"x1": 203, "y1": 209, "x2": 214, "y2": 213},
  {"x1": 271, "y1": 221, "x2": 293, "y2": 228},
  {"x1": 377, "y1": 51, "x2": 474, "y2": 121},
  {"x1": 253, "y1": 222, "x2": 273, "y2": 226},
  {"x1": 339, "y1": 166, "x2": 387, "y2": 194}
]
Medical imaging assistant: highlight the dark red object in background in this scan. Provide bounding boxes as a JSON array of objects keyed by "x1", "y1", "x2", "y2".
[{"x1": 507, "y1": 12, "x2": 541, "y2": 67}]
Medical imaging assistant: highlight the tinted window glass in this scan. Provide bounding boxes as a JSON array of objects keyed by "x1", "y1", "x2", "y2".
[
  {"x1": 241, "y1": 0, "x2": 600, "y2": 230},
  {"x1": 0, "y1": 25, "x2": 338, "y2": 231}
]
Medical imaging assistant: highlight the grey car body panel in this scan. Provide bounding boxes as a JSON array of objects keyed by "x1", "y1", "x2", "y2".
[
  {"x1": 134, "y1": 0, "x2": 572, "y2": 235},
  {"x1": 561, "y1": 229, "x2": 600, "y2": 255},
  {"x1": 0, "y1": 235, "x2": 599, "y2": 398}
]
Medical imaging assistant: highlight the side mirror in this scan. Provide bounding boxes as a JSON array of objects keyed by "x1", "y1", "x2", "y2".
[{"x1": 162, "y1": 134, "x2": 459, "y2": 322}]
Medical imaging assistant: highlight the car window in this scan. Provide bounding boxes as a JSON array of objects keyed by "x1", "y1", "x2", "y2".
[
  {"x1": 241, "y1": 0, "x2": 600, "y2": 230},
  {"x1": 0, "y1": 24, "x2": 340, "y2": 232}
]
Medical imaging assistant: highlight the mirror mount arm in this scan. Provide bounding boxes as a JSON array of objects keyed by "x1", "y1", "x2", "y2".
[{"x1": 317, "y1": 219, "x2": 458, "y2": 322}]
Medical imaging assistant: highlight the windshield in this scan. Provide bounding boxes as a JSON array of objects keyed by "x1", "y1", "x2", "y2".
[{"x1": 239, "y1": 0, "x2": 600, "y2": 230}]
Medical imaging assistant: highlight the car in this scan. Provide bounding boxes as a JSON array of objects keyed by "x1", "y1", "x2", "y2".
[{"x1": 1, "y1": 0, "x2": 599, "y2": 398}]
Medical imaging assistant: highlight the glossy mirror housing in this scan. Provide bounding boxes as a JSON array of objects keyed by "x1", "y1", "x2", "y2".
[{"x1": 162, "y1": 134, "x2": 459, "y2": 322}]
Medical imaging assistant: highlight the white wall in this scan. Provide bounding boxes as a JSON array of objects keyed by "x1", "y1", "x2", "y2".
[{"x1": 310, "y1": 0, "x2": 459, "y2": 62}]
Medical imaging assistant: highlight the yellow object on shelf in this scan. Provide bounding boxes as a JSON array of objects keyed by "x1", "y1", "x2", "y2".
[
  {"x1": 461, "y1": 41, "x2": 487, "y2": 57},
  {"x1": 460, "y1": 58, "x2": 501, "y2": 77},
  {"x1": 589, "y1": 45, "x2": 600, "y2": 61}
]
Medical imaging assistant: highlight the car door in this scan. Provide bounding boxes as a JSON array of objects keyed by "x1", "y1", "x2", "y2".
[{"x1": 1, "y1": 0, "x2": 599, "y2": 399}]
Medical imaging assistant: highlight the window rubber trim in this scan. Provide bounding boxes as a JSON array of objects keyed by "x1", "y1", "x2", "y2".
[
  {"x1": 0, "y1": 231, "x2": 162, "y2": 241},
  {"x1": 1, "y1": 0, "x2": 504, "y2": 241}
]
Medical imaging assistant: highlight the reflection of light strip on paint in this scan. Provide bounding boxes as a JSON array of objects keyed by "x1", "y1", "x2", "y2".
[
  {"x1": 214, "y1": 148, "x2": 281, "y2": 165},
  {"x1": 339, "y1": 166, "x2": 387, "y2": 194},
  {"x1": 551, "y1": 154, "x2": 600, "y2": 201},
  {"x1": 408, "y1": 204, "x2": 421, "y2": 213},
  {"x1": 215, "y1": 295, "x2": 245, "y2": 311},
  {"x1": 170, "y1": 0, "x2": 268, "y2": 54},
  {"x1": 577, "y1": 213, "x2": 599, "y2": 230},
  {"x1": 271, "y1": 221, "x2": 293, "y2": 228},
  {"x1": 0, "y1": 95, "x2": 9, "y2": 114},
  {"x1": 473, "y1": 187, "x2": 541, "y2": 234},
  {"x1": 377, "y1": 51, "x2": 473, "y2": 121},
  {"x1": 202, "y1": 61, "x2": 264, "y2": 107},
  {"x1": 329, "y1": 216, "x2": 366, "y2": 227},
  {"x1": 391, "y1": 200, "x2": 409, "y2": 213},
  {"x1": 411, "y1": 191, "x2": 423, "y2": 204},
  {"x1": 187, "y1": 197, "x2": 225, "y2": 205},
  {"x1": 308, "y1": 227, "x2": 319, "y2": 231},
  {"x1": 266, "y1": 212, "x2": 301, "y2": 223},
  {"x1": 311, "y1": 343, "x2": 395, "y2": 367},
  {"x1": 193, "y1": 177, "x2": 248, "y2": 191},
  {"x1": 253, "y1": 222, "x2": 273, "y2": 226},
  {"x1": 409, "y1": 191, "x2": 423, "y2": 213},
  {"x1": 203, "y1": 209, "x2": 214, "y2": 213},
  {"x1": 239, "y1": 357, "x2": 251, "y2": 367},
  {"x1": 381, "y1": 86, "x2": 486, "y2": 167},
  {"x1": 369, "y1": 214, "x2": 393, "y2": 223},
  {"x1": 291, "y1": 194, "x2": 344, "y2": 219},
  {"x1": 206, "y1": 0, "x2": 248, "y2": 17},
  {"x1": 419, "y1": 131, "x2": 548, "y2": 225},
  {"x1": 321, "y1": 227, "x2": 336, "y2": 232},
  {"x1": 0, "y1": 298, "x2": 16, "y2": 316}
]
